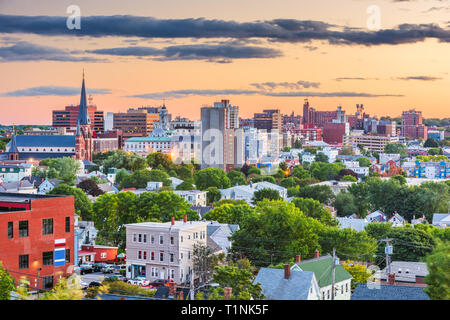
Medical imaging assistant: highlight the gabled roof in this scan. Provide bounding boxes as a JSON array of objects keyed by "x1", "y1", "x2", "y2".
[
  {"x1": 11, "y1": 135, "x2": 76, "y2": 148},
  {"x1": 293, "y1": 254, "x2": 352, "y2": 288},
  {"x1": 351, "y1": 284, "x2": 429, "y2": 300},
  {"x1": 432, "y1": 213, "x2": 450, "y2": 226},
  {"x1": 254, "y1": 268, "x2": 316, "y2": 300}
]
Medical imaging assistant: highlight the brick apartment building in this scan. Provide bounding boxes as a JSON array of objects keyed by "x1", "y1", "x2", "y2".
[
  {"x1": 401, "y1": 110, "x2": 427, "y2": 140},
  {"x1": 0, "y1": 193, "x2": 75, "y2": 290},
  {"x1": 52, "y1": 105, "x2": 104, "y2": 132}
]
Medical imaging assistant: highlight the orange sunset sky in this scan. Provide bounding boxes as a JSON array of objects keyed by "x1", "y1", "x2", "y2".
[{"x1": 0, "y1": 0, "x2": 449, "y2": 125}]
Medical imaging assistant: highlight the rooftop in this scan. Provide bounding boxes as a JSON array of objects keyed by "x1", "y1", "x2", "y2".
[
  {"x1": 0, "y1": 192, "x2": 69, "y2": 203},
  {"x1": 351, "y1": 283, "x2": 430, "y2": 300},
  {"x1": 125, "y1": 220, "x2": 207, "y2": 231}
]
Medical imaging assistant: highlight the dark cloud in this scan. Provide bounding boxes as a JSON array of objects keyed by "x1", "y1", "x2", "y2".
[
  {"x1": 1, "y1": 14, "x2": 449, "y2": 46},
  {"x1": 128, "y1": 89, "x2": 402, "y2": 99},
  {"x1": 397, "y1": 76, "x2": 443, "y2": 81},
  {"x1": 87, "y1": 44, "x2": 282, "y2": 62},
  {"x1": 335, "y1": 77, "x2": 379, "y2": 81},
  {"x1": 1, "y1": 86, "x2": 112, "y2": 97},
  {"x1": 0, "y1": 41, "x2": 106, "y2": 62}
]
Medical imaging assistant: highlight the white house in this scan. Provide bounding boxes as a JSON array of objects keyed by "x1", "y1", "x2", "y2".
[
  {"x1": 0, "y1": 163, "x2": 33, "y2": 183},
  {"x1": 38, "y1": 178, "x2": 62, "y2": 194},
  {"x1": 388, "y1": 213, "x2": 406, "y2": 227},
  {"x1": 169, "y1": 177, "x2": 184, "y2": 190},
  {"x1": 173, "y1": 190, "x2": 207, "y2": 207},
  {"x1": 219, "y1": 181, "x2": 287, "y2": 205},
  {"x1": 146, "y1": 181, "x2": 163, "y2": 192}
]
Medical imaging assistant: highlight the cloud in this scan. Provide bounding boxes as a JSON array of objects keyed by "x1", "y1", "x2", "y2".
[
  {"x1": 250, "y1": 80, "x2": 320, "y2": 90},
  {"x1": 1, "y1": 14, "x2": 450, "y2": 46},
  {"x1": 87, "y1": 44, "x2": 282, "y2": 62},
  {"x1": 1, "y1": 86, "x2": 112, "y2": 97},
  {"x1": 0, "y1": 41, "x2": 106, "y2": 62},
  {"x1": 128, "y1": 89, "x2": 402, "y2": 100},
  {"x1": 334, "y1": 77, "x2": 379, "y2": 81},
  {"x1": 397, "y1": 76, "x2": 443, "y2": 81}
]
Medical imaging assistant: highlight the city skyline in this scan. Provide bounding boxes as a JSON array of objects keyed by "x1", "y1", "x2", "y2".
[{"x1": 1, "y1": 0, "x2": 450, "y2": 125}]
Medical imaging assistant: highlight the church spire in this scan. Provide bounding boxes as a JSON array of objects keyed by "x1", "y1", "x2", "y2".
[{"x1": 77, "y1": 70, "x2": 91, "y2": 125}]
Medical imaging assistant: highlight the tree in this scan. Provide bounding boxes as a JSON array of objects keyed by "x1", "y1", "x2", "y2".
[
  {"x1": 247, "y1": 167, "x2": 261, "y2": 175},
  {"x1": 251, "y1": 188, "x2": 281, "y2": 205},
  {"x1": 279, "y1": 177, "x2": 296, "y2": 188},
  {"x1": 386, "y1": 227, "x2": 436, "y2": 263},
  {"x1": 424, "y1": 138, "x2": 439, "y2": 148},
  {"x1": 177, "y1": 165, "x2": 194, "y2": 180},
  {"x1": 424, "y1": 241, "x2": 450, "y2": 300},
  {"x1": 292, "y1": 197, "x2": 338, "y2": 226},
  {"x1": 358, "y1": 157, "x2": 372, "y2": 168},
  {"x1": 293, "y1": 166, "x2": 310, "y2": 179},
  {"x1": 315, "y1": 152, "x2": 329, "y2": 163},
  {"x1": 343, "y1": 261, "x2": 372, "y2": 290},
  {"x1": 193, "y1": 243, "x2": 217, "y2": 285},
  {"x1": 77, "y1": 179, "x2": 104, "y2": 197},
  {"x1": 227, "y1": 170, "x2": 247, "y2": 186},
  {"x1": 175, "y1": 180, "x2": 195, "y2": 190},
  {"x1": 206, "y1": 187, "x2": 222, "y2": 204},
  {"x1": 146, "y1": 152, "x2": 174, "y2": 171},
  {"x1": 0, "y1": 262, "x2": 15, "y2": 300},
  {"x1": 120, "y1": 169, "x2": 171, "y2": 189},
  {"x1": 334, "y1": 192, "x2": 358, "y2": 217},
  {"x1": 338, "y1": 169, "x2": 358, "y2": 180},
  {"x1": 131, "y1": 157, "x2": 148, "y2": 171},
  {"x1": 231, "y1": 200, "x2": 323, "y2": 266},
  {"x1": 340, "y1": 146, "x2": 355, "y2": 156},
  {"x1": 212, "y1": 259, "x2": 264, "y2": 300},
  {"x1": 204, "y1": 203, "x2": 257, "y2": 225},
  {"x1": 251, "y1": 175, "x2": 277, "y2": 184},
  {"x1": 38, "y1": 277, "x2": 83, "y2": 300},
  {"x1": 194, "y1": 167, "x2": 231, "y2": 190},
  {"x1": 240, "y1": 163, "x2": 251, "y2": 177},
  {"x1": 297, "y1": 185, "x2": 335, "y2": 204},
  {"x1": 49, "y1": 184, "x2": 93, "y2": 220},
  {"x1": 384, "y1": 142, "x2": 408, "y2": 157},
  {"x1": 341, "y1": 175, "x2": 357, "y2": 182}
]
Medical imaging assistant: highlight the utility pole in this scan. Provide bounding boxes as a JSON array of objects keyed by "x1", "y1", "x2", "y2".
[
  {"x1": 190, "y1": 270, "x2": 195, "y2": 300},
  {"x1": 381, "y1": 238, "x2": 393, "y2": 280},
  {"x1": 331, "y1": 248, "x2": 336, "y2": 300}
]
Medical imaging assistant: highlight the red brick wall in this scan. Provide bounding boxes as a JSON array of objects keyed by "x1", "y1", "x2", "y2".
[{"x1": 0, "y1": 196, "x2": 75, "y2": 290}]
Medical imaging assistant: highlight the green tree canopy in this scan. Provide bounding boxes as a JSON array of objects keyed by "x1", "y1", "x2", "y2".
[
  {"x1": 384, "y1": 142, "x2": 408, "y2": 157},
  {"x1": 194, "y1": 167, "x2": 231, "y2": 190},
  {"x1": 204, "y1": 203, "x2": 257, "y2": 225},
  {"x1": 251, "y1": 188, "x2": 281, "y2": 205},
  {"x1": 424, "y1": 241, "x2": 450, "y2": 300},
  {"x1": 49, "y1": 184, "x2": 93, "y2": 220}
]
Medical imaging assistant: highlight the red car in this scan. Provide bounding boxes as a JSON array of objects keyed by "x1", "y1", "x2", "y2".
[{"x1": 149, "y1": 279, "x2": 172, "y2": 289}]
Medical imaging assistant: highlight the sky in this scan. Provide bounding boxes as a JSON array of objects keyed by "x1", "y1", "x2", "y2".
[{"x1": 0, "y1": 0, "x2": 449, "y2": 125}]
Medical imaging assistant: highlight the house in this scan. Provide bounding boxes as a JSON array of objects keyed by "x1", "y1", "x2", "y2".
[
  {"x1": 366, "y1": 210, "x2": 387, "y2": 223},
  {"x1": 38, "y1": 178, "x2": 63, "y2": 194},
  {"x1": 169, "y1": 177, "x2": 184, "y2": 190},
  {"x1": 351, "y1": 283, "x2": 429, "y2": 300},
  {"x1": 74, "y1": 216, "x2": 98, "y2": 264},
  {"x1": 219, "y1": 181, "x2": 287, "y2": 205},
  {"x1": 253, "y1": 265, "x2": 321, "y2": 300},
  {"x1": 310, "y1": 180, "x2": 356, "y2": 195},
  {"x1": 0, "y1": 163, "x2": 33, "y2": 183},
  {"x1": 291, "y1": 252, "x2": 353, "y2": 300},
  {"x1": 173, "y1": 190, "x2": 207, "y2": 207},
  {"x1": 0, "y1": 180, "x2": 37, "y2": 194},
  {"x1": 97, "y1": 183, "x2": 119, "y2": 194},
  {"x1": 146, "y1": 181, "x2": 163, "y2": 192},
  {"x1": 190, "y1": 205, "x2": 213, "y2": 219},
  {"x1": 411, "y1": 215, "x2": 427, "y2": 225},
  {"x1": 80, "y1": 244, "x2": 118, "y2": 263},
  {"x1": 380, "y1": 261, "x2": 428, "y2": 286},
  {"x1": 388, "y1": 213, "x2": 406, "y2": 227},
  {"x1": 432, "y1": 213, "x2": 450, "y2": 228},
  {"x1": 206, "y1": 221, "x2": 239, "y2": 255},
  {"x1": 125, "y1": 217, "x2": 208, "y2": 284},
  {"x1": 337, "y1": 217, "x2": 369, "y2": 232}
]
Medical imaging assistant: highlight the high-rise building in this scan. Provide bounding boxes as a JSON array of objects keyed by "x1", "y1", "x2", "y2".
[
  {"x1": 323, "y1": 122, "x2": 349, "y2": 145},
  {"x1": 201, "y1": 100, "x2": 241, "y2": 171},
  {"x1": 52, "y1": 104, "x2": 104, "y2": 132},
  {"x1": 401, "y1": 110, "x2": 427, "y2": 140},
  {"x1": 254, "y1": 109, "x2": 282, "y2": 132},
  {"x1": 113, "y1": 108, "x2": 160, "y2": 139},
  {"x1": 302, "y1": 99, "x2": 345, "y2": 127}
]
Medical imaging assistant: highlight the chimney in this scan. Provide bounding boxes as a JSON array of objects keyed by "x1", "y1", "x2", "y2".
[
  {"x1": 295, "y1": 255, "x2": 301, "y2": 264},
  {"x1": 168, "y1": 282, "x2": 177, "y2": 298},
  {"x1": 183, "y1": 215, "x2": 187, "y2": 223},
  {"x1": 171, "y1": 216, "x2": 175, "y2": 225},
  {"x1": 284, "y1": 264, "x2": 290, "y2": 279},
  {"x1": 224, "y1": 287, "x2": 232, "y2": 300},
  {"x1": 314, "y1": 249, "x2": 320, "y2": 258},
  {"x1": 388, "y1": 273, "x2": 396, "y2": 285},
  {"x1": 209, "y1": 203, "x2": 213, "y2": 209}
]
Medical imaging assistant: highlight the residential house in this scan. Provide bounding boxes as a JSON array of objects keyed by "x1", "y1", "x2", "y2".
[
  {"x1": 97, "y1": 183, "x2": 119, "y2": 194},
  {"x1": 388, "y1": 213, "x2": 406, "y2": 227},
  {"x1": 219, "y1": 181, "x2": 287, "y2": 205},
  {"x1": 0, "y1": 180, "x2": 37, "y2": 194},
  {"x1": 169, "y1": 177, "x2": 184, "y2": 190},
  {"x1": 38, "y1": 178, "x2": 63, "y2": 194},
  {"x1": 0, "y1": 163, "x2": 33, "y2": 183},
  {"x1": 206, "y1": 221, "x2": 239, "y2": 255},
  {"x1": 432, "y1": 213, "x2": 450, "y2": 228},
  {"x1": 291, "y1": 253, "x2": 353, "y2": 300},
  {"x1": 380, "y1": 261, "x2": 428, "y2": 286},
  {"x1": 366, "y1": 210, "x2": 388, "y2": 223},
  {"x1": 253, "y1": 265, "x2": 321, "y2": 300},
  {"x1": 125, "y1": 217, "x2": 208, "y2": 284},
  {"x1": 173, "y1": 190, "x2": 207, "y2": 207},
  {"x1": 146, "y1": 181, "x2": 163, "y2": 192},
  {"x1": 336, "y1": 217, "x2": 369, "y2": 232}
]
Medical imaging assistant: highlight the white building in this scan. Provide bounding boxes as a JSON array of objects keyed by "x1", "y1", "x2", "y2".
[
  {"x1": 0, "y1": 163, "x2": 33, "y2": 183},
  {"x1": 170, "y1": 119, "x2": 202, "y2": 165},
  {"x1": 146, "y1": 181, "x2": 163, "y2": 192},
  {"x1": 322, "y1": 147, "x2": 339, "y2": 163},
  {"x1": 125, "y1": 219, "x2": 208, "y2": 283},
  {"x1": 219, "y1": 181, "x2": 287, "y2": 205},
  {"x1": 173, "y1": 190, "x2": 207, "y2": 207}
]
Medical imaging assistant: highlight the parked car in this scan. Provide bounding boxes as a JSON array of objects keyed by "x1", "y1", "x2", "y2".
[
  {"x1": 149, "y1": 279, "x2": 170, "y2": 288},
  {"x1": 79, "y1": 263, "x2": 94, "y2": 274},
  {"x1": 127, "y1": 278, "x2": 150, "y2": 287},
  {"x1": 101, "y1": 265, "x2": 115, "y2": 274},
  {"x1": 92, "y1": 263, "x2": 108, "y2": 272},
  {"x1": 89, "y1": 281, "x2": 101, "y2": 288},
  {"x1": 113, "y1": 264, "x2": 127, "y2": 275},
  {"x1": 104, "y1": 274, "x2": 127, "y2": 282}
]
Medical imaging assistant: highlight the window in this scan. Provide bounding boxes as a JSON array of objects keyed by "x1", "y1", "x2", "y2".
[
  {"x1": 65, "y1": 217, "x2": 70, "y2": 233},
  {"x1": 160, "y1": 252, "x2": 164, "y2": 262},
  {"x1": 42, "y1": 218, "x2": 53, "y2": 235},
  {"x1": 170, "y1": 253, "x2": 174, "y2": 263},
  {"x1": 66, "y1": 249, "x2": 70, "y2": 263},
  {"x1": 151, "y1": 252, "x2": 155, "y2": 261},
  {"x1": 151, "y1": 267, "x2": 159, "y2": 277},
  {"x1": 170, "y1": 236, "x2": 174, "y2": 245},
  {"x1": 138, "y1": 234, "x2": 142, "y2": 243},
  {"x1": 341, "y1": 285, "x2": 343, "y2": 294},
  {"x1": 43, "y1": 251, "x2": 53, "y2": 266},
  {"x1": 180, "y1": 253, "x2": 183, "y2": 259},
  {"x1": 143, "y1": 234, "x2": 147, "y2": 243},
  {"x1": 138, "y1": 251, "x2": 142, "y2": 259},
  {"x1": 42, "y1": 276, "x2": 54, "y2": 289},
  {"x1": 100, "y1": 252, "x2": 107, "y2": 259},
  {"x1": 327, "y1": 290, "x2": 330, "y2": 300},
  {"x1": 151, "y1": 235, "x2": 155, "y2": 244},
  {"x1": 143, "y1": 251, "x2": 147, "y2": 260},
  {"x1": 322, "y1": 292, "x2": 325, "y2": 300},
  {"x1": 180, "y1": 269, "x2": 184, "y2": 281},
  {"x1": 8, "y1": 222, "x2": 13, "y2": 239},
  {"x1": 188, "y1": 251, "x2": 191, "y2": 260},
  {"x1": 133, "y1": 233, "x2": 137, "y2": 242},
  {"x1": 170, "y1": 269, "x2": 175, "y2": 279},
  {"x1": 180, "y1": 236, "x2": 183, "y2": 243},
  {"x1": 19, "y1": 255, "x2": 29, "y2": 269},
  {"x1": 159, "y1": 235, "x2": 163, "y2": 245},
  {"x1": 346, "y1": 283, "x2": 348, "y2": 293}
]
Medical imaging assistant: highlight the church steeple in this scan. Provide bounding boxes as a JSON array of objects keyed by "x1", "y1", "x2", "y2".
[{"x1": 77, "y1": 70, "x2": 91, "y2": 125}]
